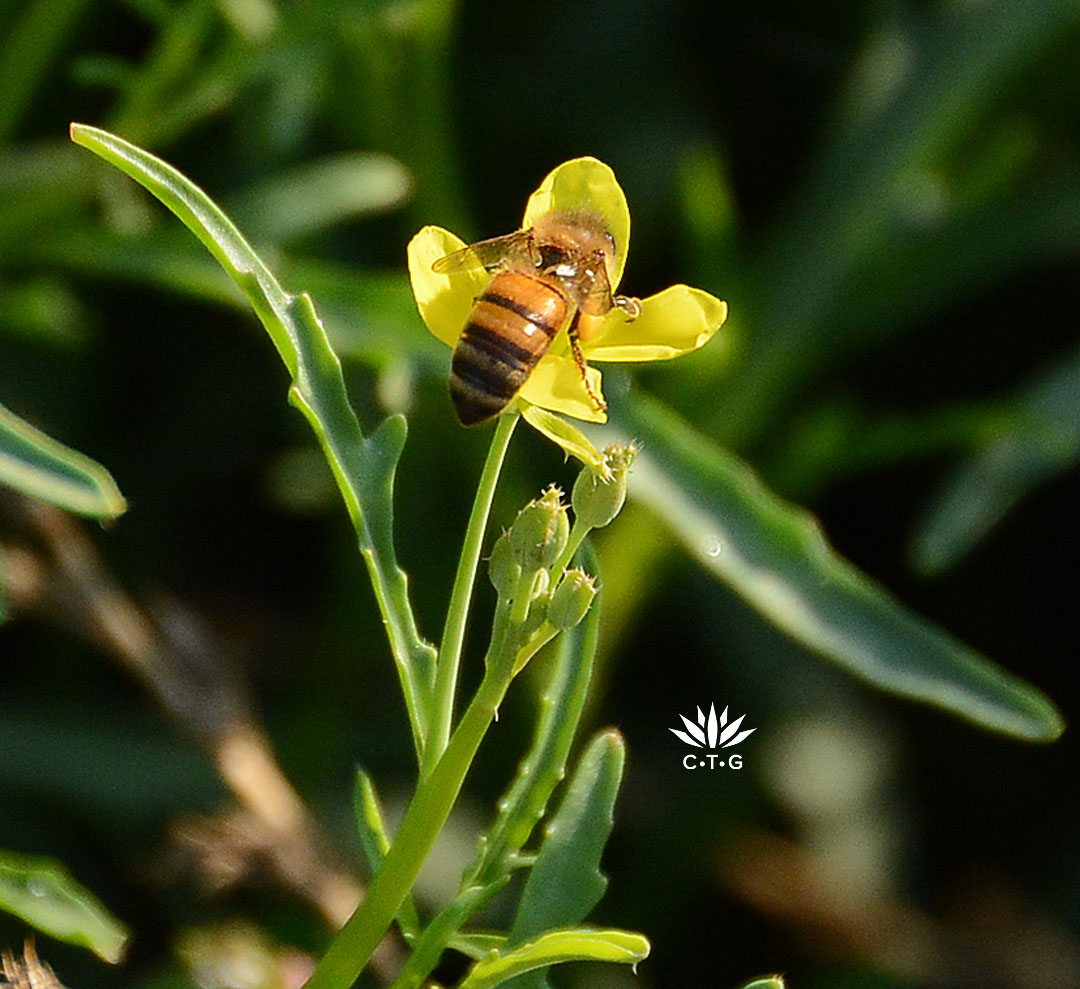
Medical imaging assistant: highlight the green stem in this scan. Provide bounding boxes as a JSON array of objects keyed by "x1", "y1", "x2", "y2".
[
  {"x1": 306, "y1": 655, "x2": 516, "y2": 989},
  {"x1": 550, "y1": 517, "x2": 592, "y2": 580},
  {"x1": 426, "y1": 411, "x2": 519, "y2": 775}
]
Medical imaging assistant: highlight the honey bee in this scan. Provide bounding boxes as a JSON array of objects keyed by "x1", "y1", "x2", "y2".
[{"x1": 432, "y1": 208, "x2": 641, "y2": 425}]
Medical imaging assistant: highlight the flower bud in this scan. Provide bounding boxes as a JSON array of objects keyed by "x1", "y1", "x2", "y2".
[
  {"x1": 488, "y1": 530, "x2": 521, "y2": 598},
  {"x1": 571, "y1": 442, "x2": 639, "y2": 529},
  {"x1": 548, "y1": 568, "x2": 597, "y2": 630},
  {"x1": 521, "y1": 591, "x2": 550, "y2": 639},
  {"x1": 510, "y1": 485, "x2": 569, "y2": 571}
]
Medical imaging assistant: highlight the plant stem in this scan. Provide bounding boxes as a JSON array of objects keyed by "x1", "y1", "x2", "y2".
[
  {"x1": 426, "y1": 411, "x2": 519, "y2": 775},
  {"x1": 306, "y1": 622, "x2": 526, "y2": 989}
]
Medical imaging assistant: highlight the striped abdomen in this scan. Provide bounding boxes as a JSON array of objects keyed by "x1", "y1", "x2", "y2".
[{"x1": 449, "y1": 270, "x2": 570, "y2": 425}]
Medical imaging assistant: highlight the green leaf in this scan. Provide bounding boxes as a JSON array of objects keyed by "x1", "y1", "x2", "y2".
[
  {"x1": 228, "y1": 152, "x2": 412, "y2": 243},
  {"x1": 613, "y1": 392, "x2": 1063, "y2": 741},
  {"x1": 508, "y1": 731, "x2": 625, "y2": 948},
  {"x1": 352, "y1": 770, "x2": 421, "y2": 941},
  {"x1": 448, "y1": 932, "x2": 507, "y2": 961},
  {"x1": 0, "y1": 400, "x2": 126, "y2": 520},
  {"x1": 736, "y1": 978, "x2": 786, "y2": 989},
  {"x1": 69, "y1": 123, "x2": 436, "y2": 758},
  {"x1": 910, "y1": 345, "x2": 1080, "y2": 574},
  {"x1": 457, "y1": 928, "x2": 649, "y2": 989},
  {"x1": 0, "y1": 850, "x2": 129, "y2": 963}
]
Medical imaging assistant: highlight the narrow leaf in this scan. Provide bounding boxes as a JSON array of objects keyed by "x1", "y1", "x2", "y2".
[
  {"x1": 911, "y1": 345, "x2": 1080, "y2": 574},
  {"x1": 0, "y1": 400, "x2": 125, "y2": 520},
  {"x1": 614, "y1": 392, "x2": 1063, "y2": 741},
  {"x1": 352, "y1": 770, "x2": 421, "y2": 941},
  {"x1": 70, "y1": 124, "x2": 435, "y2": 757},
  {"x1": 0, "y1": 850, "x2": 129, "y2": 963},
  {"x1": 508, "y1": 732, "x2": 625, "y2": 946},
  {"x1": 458, "y1": 928, "x2": 649, "y2": 989},
  {"x1": 706, "y1": 703, "x2": 718, "y2": 747}
]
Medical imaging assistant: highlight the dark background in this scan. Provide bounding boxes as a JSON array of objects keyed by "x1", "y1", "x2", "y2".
[{"x1": 1, "y1": 1, "x2": 1078, "y2": 987}]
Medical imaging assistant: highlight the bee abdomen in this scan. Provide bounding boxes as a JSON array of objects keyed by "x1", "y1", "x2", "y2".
[{"x1": 450, "y1": 271, "x2": 568, "y2": 425}]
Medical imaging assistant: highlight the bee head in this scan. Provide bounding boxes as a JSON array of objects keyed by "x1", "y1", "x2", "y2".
[{"x1": 532, "y1": 209, "x2": 618, "y2": 281}]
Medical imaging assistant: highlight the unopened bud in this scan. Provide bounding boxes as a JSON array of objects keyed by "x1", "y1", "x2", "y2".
[
  {"x1": 488, "y1": 531, "x2": 521, "y2": 598},
  {"x1": 572, "y1": 442, "x2": 639, "y2": 529},
  {"x1": 522, "y1": 591, "x2": 550, "y2": 639},
  {"x1": 548, "y1": 568, "x2": 597, "y2": 630},
  {"x1": 510, "y1": 485, "x2": 569, "y2": 571}
]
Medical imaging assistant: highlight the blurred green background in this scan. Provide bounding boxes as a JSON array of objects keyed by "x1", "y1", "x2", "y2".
[{"x1": 1, "y1": 0, "x2": 1079, "y2": 987}]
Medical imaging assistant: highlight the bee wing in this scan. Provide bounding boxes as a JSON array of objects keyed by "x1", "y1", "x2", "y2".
[
  {"x1": 432, "y1": 230, "x2": 537, "y2": 273},
  {"x1": 577, "y1": 255, "x2": 617, "y2": 315}
]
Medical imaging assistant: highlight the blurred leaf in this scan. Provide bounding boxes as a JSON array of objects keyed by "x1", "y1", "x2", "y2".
[
  {"x1": 69, "y1": 123, "x2": 436, "y2": 758},
  {"x1": 736, "y1": 979, "x2": 785, "y2": 989},
  {"x1": 710, "y1": 0, "x2": 1080, "y2": 444},
  {"x1": 0, "y1": 277, "x2": 88, "y2": 346},
  {"x1": 911, "y1": 346, "x2": 1080, "y2": 574},
  {"x1": 0, "y1": 850, "x2": 129, "y2": 963},
  {"x1": 507, "y1": 732, "x2": 624, "y2": 949},
  {"x1": 457, "y1": 928, "x2": 649, "y2": 989},
  {"x1": 229, "y1": 153, "x2": 412, "y2": 242},
  {"x1": 613, "y1": 391, "x2": 1064, "y2": 741},
  {"x1": 0, "y1": 400, "x2": 126, "y2": 520},
  {"x1": 0, "y1": 0, "x2": 91, "y2": 142}
]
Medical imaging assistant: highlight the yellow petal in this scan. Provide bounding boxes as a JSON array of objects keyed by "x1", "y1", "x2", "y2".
[
  {"x1": 584, "y1": 285, "x2": 728, "y2": 362},
  {"x1": 519, "y1": 353, "x2": 608, "y2": 423},
  {"x1": 522, "y1": 158, "x2": 631, "y2": 290},
  {"x1": 406, "y1": 225, "x2": 487, "y2": 348}
]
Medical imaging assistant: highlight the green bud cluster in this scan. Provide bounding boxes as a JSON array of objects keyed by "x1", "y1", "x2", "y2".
[
  {"x1": 509, "y1": 485, "x2": 569, "y2": 571},
  {"x1": 485, "y1": 446, "x2": 637, "y2": 668}
]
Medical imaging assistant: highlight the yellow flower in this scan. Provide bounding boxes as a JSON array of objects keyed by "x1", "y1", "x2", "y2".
[{"x1": 407, "y1": 157, "x2": 727, "y2": 425}]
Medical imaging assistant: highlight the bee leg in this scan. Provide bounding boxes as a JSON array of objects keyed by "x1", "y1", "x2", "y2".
[
  {"x1": 569, "y1": 310, "x2": 607, "y2": 412},
  {"x1": 614, "y1": 294, "x2": 642, "y2": 320}
]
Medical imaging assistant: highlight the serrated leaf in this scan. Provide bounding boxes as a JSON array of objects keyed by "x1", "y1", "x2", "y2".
[
  {"x1": 458, "y1": 927, "x2": 649, "y2": 989},
  {"x1": 0, "y1": 850, "x2": 129, "y2": 963},
  {"x1": 507, "y1": 731, "x2": 624, "y2": 951},
  {"x1": 0, "y1": 400, "x2": 126, "y2": 520},
  {"x1": 70, "y1": 124, "x2": 435, "y2": 758},
  {"x1": 613, "y1": 392, "x2": 1063, "y2": 741}
]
